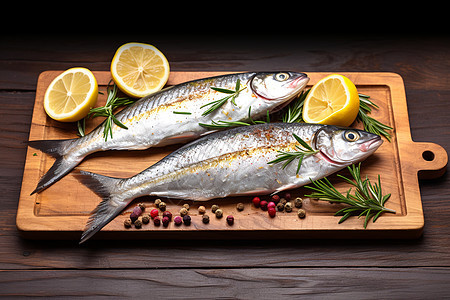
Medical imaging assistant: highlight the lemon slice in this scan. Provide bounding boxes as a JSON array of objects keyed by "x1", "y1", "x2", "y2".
[
  {"x1": 302, "y1": 74, "x2": 360, "y2": 127},
  {"x1": 44, "y1": 67, "x2": 98, "y2": 122},
  {"x1": 110, "y1": 42, "x2": 170, "y2": 98}
]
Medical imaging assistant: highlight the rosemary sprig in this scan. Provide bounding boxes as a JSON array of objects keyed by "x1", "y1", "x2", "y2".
[
  {"x1": 281, "y1": 89, "x2": 309, "y2": 123},
  {"x1": 304, "y1": 163, "x2": 396, "y2": 228},
  {"x1": 267, "y1": 133, "x2": 318, "y2": 174},
  {"x1": 357, "y1": 94, "x2": 393, "y2": 141},
  {"x1": 199, "y1": 106, "x2": 270, "y2": 129},
  {"x1": 86, "y1": 83, "x2": 137, "y2": 141},
  {"x1": 201, "y1": 79, "x2": 246, "y2": 116}
]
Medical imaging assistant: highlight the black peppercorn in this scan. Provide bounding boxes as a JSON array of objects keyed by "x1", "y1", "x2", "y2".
[
  {"x1": 202, "y1": 214, "x2": 210, "y2": 224},
  {"x1": 183, "y1": 215, "x2": 191, "y2": 225}
]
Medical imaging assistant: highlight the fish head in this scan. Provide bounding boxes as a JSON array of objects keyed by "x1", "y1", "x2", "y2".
[
  {"x1": 312, "y1": 125, "x2": 383, "y2": 166},
  {"x1": 250, "y1": 72, "x2": 309, "y2": 107}
]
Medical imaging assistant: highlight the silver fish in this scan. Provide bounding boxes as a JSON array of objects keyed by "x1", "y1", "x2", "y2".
[
  {"x1": 30, "y1": 72, "x2": 309, "y2": 194},
  {"x1": 78, "y1": 123, "x2": 382, "y2": 243}
]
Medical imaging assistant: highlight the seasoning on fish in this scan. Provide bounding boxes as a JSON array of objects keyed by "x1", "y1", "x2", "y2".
[
  {"x1": 77, "y1": 122, "x2": 383, "y2": 243},
  {"x1": 29, "y1": 72, "x2": 309, "y2": 194}
]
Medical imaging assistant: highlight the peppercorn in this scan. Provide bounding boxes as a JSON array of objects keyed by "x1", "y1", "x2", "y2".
[
  {"x1": 174, "y1": 216, "x2": 183, "y2": 226},
  {"x1": 162, "y1": 211, "x2": 172, "y2": 221},
  {"x1": 202, "y1": 214, "x2": 210, "y2": 224},
  {"x1": 215, "y1": 208, "x2": 223, "y2": 218},
  {"x1": 150, "y1": 208, "x2": 159, "y2": 219},
  {"x1": 284, "y1": 192, "x2": 291, "y2": 200},
  {"x1": 138, "y1": 203, "x2": 146, "y2": 211},
  {"x1": 276, "y1": 202, "x2": 285, "y2": 211},
  {"x1": 284, "y1": 202, "x2": 293, "y2": 212},
  {"x1": 153, "y1": 216, "x2": 161, "y2": 226},
  {"x1": 271, "y1": 194, "x2": 280, "y2": 203},
  {"x1": 162, "y1": 216, "x2": 170, "y2": 227},
  {"x1": 183, "y1": 215, "x2": 191, "y2": 225},
  {"x1": 260, "y1": 200, "x2": 268, "y2": 211},
  {"x1": 124, "y1": 218, "x2": 132, "y2": 228},
  {"x1": 236, "y1": 202, "x2": 245, "y2": 211},
  {"x1": 142, "y1": 214, "x2": 150, "y2": 224},
  {"x1": 134, "y1": 218, "x2": 143, "y2": 228},
  {"x1": 198, "y1": 206, "x2": 206, "y2": 214},
  {"x1": 294, "y1": 197, "x2": 303, "y2": 208},
  {"x1": 268, "y1": 207, "x2": 276, "y2": 218},
  {"x1": 182, "y1": 203, "x2": 190, "y2": 210},
  {"x1": 279, "y1": 198, "x2": 287, "y2": 205},
  {"x1": 211, "y1": 204, "x2": 219, "y2": 213},
  {"x1": 226, "y1": 215, "x2": 234, "y2": 225},
  {"x1": 298, "y1": 209, "x2": 306, "y2": 219},
  {"x1": 179, "y1": 207, "x2": 188, "y2": 217},
  {"x1": 154, "y1": 199, "x2": 162, "y2": 208},
  {"x1": 267, "y1": 201, "x2": 276, "y2": 209},
  {"x1": 158, "y1": 201, "x2": 167, "y2": 211},
  {"x1": 252, "y1": 197, "x2": 261, "y2": 207},
  {"x1": 130, "y1": 206, "x2": 143, "y2": 222}
]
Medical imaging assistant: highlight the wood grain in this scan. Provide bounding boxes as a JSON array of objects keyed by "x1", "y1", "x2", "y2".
[
  {"x1": 16, "y1": 71, "x2": 447, "y2": 240},
  {"x1": 1, "y1": 34, "x2": 449, "y2": 297}
]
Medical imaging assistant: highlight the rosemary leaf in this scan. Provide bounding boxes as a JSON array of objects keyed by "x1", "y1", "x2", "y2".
[
  {"x1": 304, "y1": 163, "x2": 396, "y2": 228},
  {"x1": 201, "y1": 79, "x2": 246, "y2": 116}
]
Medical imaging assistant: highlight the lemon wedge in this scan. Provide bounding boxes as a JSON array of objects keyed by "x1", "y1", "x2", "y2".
[
  {"x1": 44, "y1": 67, "x2": 98, "y2": 122},
  {"x1": 110, "y1": 42, "x2": 170, "y2": 98},
  {"x1": 302, "y1": 74, "x2": 359, "y2": 127}
]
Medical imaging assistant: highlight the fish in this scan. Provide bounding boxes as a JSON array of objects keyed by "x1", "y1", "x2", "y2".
[
  {"x1": 78, "y1": 122, "x2": 383, "y2": 243},
  {"x1": 29, "y1": 71, "x2": 309, "y2": 194}
]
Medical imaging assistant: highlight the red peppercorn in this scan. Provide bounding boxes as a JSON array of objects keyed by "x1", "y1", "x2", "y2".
[
  {"x1": 150, "y1": 208, "x2": 159, "y2": 219},
  {"x1": 162, "y1": 211, "x2": 172, "y2": 221},
  {"x1": 260, "y1": 200, "x2": 268, "y2": 211},
  {"x1": 226, "y1": 215, "x2": 234, "y2": 225},
  {"x1": 174, "y1": 216, "x2": 182, "y2": 226},
  {"x1": 285, "y1": 192, "x2": 291, "y2": 200},
  {"x1": 153, "y1": 216, "x2": 161, "y2": 226},
  {"x1": 252, "y1": 197, "x2": 261, "y2": 207},
  {"x1": 162, "y1": 216, "x2": 170, "y2": 227},
  {"x1": 267, "y1": 201, "x2": 276, "y2": 209},
  {"x1": 130, "y1": 206, "x2": 143, "y2": 222},
  {"x1": 268, "y1": 207, "x2": 276, "y2": 218},
  {"x1": 271, "y1": 194, "x2": 280, "y2": 203}
]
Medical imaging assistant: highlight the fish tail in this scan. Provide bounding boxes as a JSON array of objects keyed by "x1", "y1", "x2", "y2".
[
  {"x1": 77, "y1": 170, "x2": 128, "y2": 244},
  {"x1": 29, "y1": 139, "x2": 80, "y2": 194}
]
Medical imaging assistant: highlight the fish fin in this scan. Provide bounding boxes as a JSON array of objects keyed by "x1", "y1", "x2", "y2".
[
  {"x1": 77, "y1": 171, "x2": 128, "y2": 244},
  {"x1": 29, "y1": 139, "x2": 80, "y2": 194}
]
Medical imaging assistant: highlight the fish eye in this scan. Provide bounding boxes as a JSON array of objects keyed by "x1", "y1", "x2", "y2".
[
  {"x1": 344, "y1": 130, "x2": 360, "y2": 142},
  {"x1": 275, "y1": 72, "x2": 289, "y2": 81}
]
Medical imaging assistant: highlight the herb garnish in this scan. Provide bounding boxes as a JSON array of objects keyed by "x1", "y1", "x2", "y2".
[
  {"x1": 357, "y1": 94, "x2": 393, "y2": 141},
  {"x1": 200, "y1": 79, "x2": 246, "y2": 116},
  {"x1": 281, "y1": 90, "x2": 309, "y2": 123},
  {"x1": 267, "y1": 134, "x2": 318, "y2": 174},
  {"x1": 199, "y1": 106, "x2": 270, "y2": 129},
  {"x1": 305, "y1": 163, "x2": 396, "y2": 228},
  {"x1": 173, "y1": 111, "x2": 192, "y2": 115},
  {"x1": 78, "y1": 83, "x2": 137, "y2": 141}
]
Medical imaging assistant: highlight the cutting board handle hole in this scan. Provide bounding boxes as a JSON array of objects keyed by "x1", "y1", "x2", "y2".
[{"x1": 422, "y1": 150, "x2": 435, "y2": 161}]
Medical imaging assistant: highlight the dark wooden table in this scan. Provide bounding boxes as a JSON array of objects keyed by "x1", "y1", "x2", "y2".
[{"x1": 1, "y1": 34, "x2": 449, "y2": 298}]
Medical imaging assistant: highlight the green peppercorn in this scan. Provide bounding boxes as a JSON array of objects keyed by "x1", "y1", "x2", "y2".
[
  {"x1": 124, "y1": 218, "x2": 132, "y2": 228},
  {"x1": 236, "y1": 203, "x2": 245, "y2": 211},
  {"x1": 279, "y1": 198, "x2": 287, "y2": 205},
  {"x1": 211, "y1": 204, "x2": 219, "y2": 213},
  {"x1": 138, "y1": 203, "x2": 146, "y2": 211},
  {"x1": 285, "y1": 202, "x2": 293, "y2": 212},
  {"x1": 198, "y1": 206, "x2": 206, "y2": 214},
  {"x1": 202, "y1": 214, "x2": 210, "y2": 224},
  {"x1": 298, "y1": 209, "x2": 306, "y2": 219},
  {"x1": 182, "y1": 203, "x2": 190, "y2": 210},
  {"x1": 159, "y1": 201, "x2": 167, "y2": 211},
  {"x1": 294, "y1": 197, "x2": 303, "y2": 208},
  {"x1": 276, "y1": 202, "x2": 285, "y2": 211},
  {"x1": 179, "y1": 207, "x2": 188, "y2": 217},
  {"x1": 154, "y1": 199, "x2": 162, "y2": 208},
  {"x1": 142, "y1": 214, "x2": 150, "y2": 224},
  {"x1": 215, "y1": 208, "x2": 223, "y2": 218},
  {"x1": 134, "y1": 218, "x2": 143, "y2": 228}
]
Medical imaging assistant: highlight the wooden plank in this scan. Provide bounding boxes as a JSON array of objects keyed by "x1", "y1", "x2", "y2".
[
  {"x1": 1, "y1": 268, "x2": 450, "y2": 298},
  {"x1": 16, "y1": 71, "x2": 448, "y2": 240}
]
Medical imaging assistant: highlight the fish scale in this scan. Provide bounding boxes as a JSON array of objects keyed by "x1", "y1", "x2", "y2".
[
  {"x1": 78, "y1": 122, "x2": 383, "y2": 243},
  {"x1": 30, "y1": 72, "x2": 309, "y2": 194}
]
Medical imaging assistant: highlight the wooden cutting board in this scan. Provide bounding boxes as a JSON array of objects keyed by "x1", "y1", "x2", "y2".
[{"x1": 16, "y1": 71, "x2": 448, "y2": 240}]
